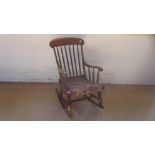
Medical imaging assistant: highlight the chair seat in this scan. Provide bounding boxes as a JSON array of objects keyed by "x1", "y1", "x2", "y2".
[{"x1": 65, "y1": 75, "x2": 103, "y2": 95}]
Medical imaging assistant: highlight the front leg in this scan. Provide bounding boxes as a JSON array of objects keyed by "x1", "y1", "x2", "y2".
[
  {"x1": 66, "y1": 92, "x2": 72, "y2": 114},
  {"x1": 98, "y1": 91, "x2": 104, "y2": 108}
]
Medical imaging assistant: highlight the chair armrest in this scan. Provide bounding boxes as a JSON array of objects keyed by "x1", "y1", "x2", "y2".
[
  {"x1": 84, "y1": 61, "x2": 103, "y2": 84},
  {"x1": 84, "y1": 62, "x2": 103, "y2": 71}
]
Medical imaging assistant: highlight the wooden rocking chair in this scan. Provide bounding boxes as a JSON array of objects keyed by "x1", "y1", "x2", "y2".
[{"x1": 49, "y1": 38, "x2": 104, "y2": 115}]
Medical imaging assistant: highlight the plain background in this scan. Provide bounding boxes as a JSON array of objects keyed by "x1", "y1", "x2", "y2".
[{"x1": 0, "y1": 0, "x2": 155, "y2": 155}]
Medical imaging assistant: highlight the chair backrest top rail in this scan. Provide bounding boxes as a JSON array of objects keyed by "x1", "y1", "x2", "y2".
[{"x1": 49, "y1": 37, "x2": 84, "y2": 48}]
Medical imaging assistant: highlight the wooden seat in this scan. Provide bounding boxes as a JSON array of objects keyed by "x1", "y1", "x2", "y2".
[
  {"x1": 65, "y1": 75, "x2": 103, "y2": 94},
  {"x1": 49, "y1": 37, "x2": 104, "y2": 115}
]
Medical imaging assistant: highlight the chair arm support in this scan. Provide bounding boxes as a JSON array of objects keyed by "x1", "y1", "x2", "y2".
[
  {"x1": 84, "y1": 62, "x2": 103, "y2": 71},
  {"x1": 84, "y1": 61, "x2": 103, "y2": 84},
  {"x1": 58, "y1": 67, "x2": 67, "y2": 85}
]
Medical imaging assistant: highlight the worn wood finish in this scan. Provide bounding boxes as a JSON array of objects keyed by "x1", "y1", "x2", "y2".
[
  {"x1": 49, "y1": 37, "x2": 104, "y2": 114},
  {"x1": 50, "y1": 38, "x2": 84, "y2": 47}
]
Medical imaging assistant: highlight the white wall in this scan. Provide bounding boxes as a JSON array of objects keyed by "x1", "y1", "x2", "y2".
[{"x1": 0, "y1": 34, "x2": 155, "y2": 84}]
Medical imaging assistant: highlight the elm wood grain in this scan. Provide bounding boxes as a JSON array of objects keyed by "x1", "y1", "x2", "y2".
[{"x1": 50, "y1": 37, "x2": 104, "y2": 115}]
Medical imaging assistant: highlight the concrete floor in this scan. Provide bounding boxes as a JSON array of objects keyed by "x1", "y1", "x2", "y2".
[{"x1": 0, "y1": 82, "x2": 155, "y2": 121}]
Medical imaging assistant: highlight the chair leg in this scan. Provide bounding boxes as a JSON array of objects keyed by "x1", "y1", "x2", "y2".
[
  {"x1": 66, "y1": 93, "x2": 72, "y2": 114},
  {"x1": 86, "y1": 92, "x2": 104, "y2": 109},
  {"x1": 56, "y1": 88, "x2": 72, "y2": 115},
  {"x1": 55, "y1": 88, "x2": 66, "y2": 109},
  {"x1": 98, "y1": 91, "x2": 104, "y2": 108}
]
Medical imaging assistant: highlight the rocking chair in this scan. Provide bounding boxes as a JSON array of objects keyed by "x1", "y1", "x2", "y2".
[{"x1": 49, "y1": 38, "x2": 104, "y2": 114}]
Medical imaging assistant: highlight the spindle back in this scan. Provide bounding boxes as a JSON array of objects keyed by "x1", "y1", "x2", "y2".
[{"x1": 50, "y1": 38, "x2": 85, "y2": 77}]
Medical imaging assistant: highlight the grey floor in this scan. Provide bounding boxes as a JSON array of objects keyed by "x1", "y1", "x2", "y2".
[{"x1": 0, "y1": 83, "x2": 155, "y2": 121}]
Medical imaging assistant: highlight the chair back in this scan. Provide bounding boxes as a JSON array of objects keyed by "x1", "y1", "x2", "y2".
[{"x1": 50, "y1": 38, "x2": 85, "y2": 77}]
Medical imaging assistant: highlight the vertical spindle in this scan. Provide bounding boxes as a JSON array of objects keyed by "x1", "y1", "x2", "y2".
[
  {"x1": 73, "y1": 45, "x2": 78, "y2": 75},
  {"x1": 93, "y1": 68, "x2": 95, "y2": 83},
  {"x1": 60, "y1": 46, "x2": 67, "y2": 72},
  {"x1": 88, "y1": 67, "x2": 91, "y2": 82},
  {"x1": 97, "y1": 69, "x2": 100, "y2": 83},
  {"x1": 64, "y1": 45, "x2": 71, "y2": 76},
  {"x1": 77, "y1": 45, "x2": 81, "y2": 75},
  {"x1": 56, "y1": 47, "x2": 62, "y2": 68},
  {"x1": 69, "y1": 45, "x2": 74, "y2": 76}
]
